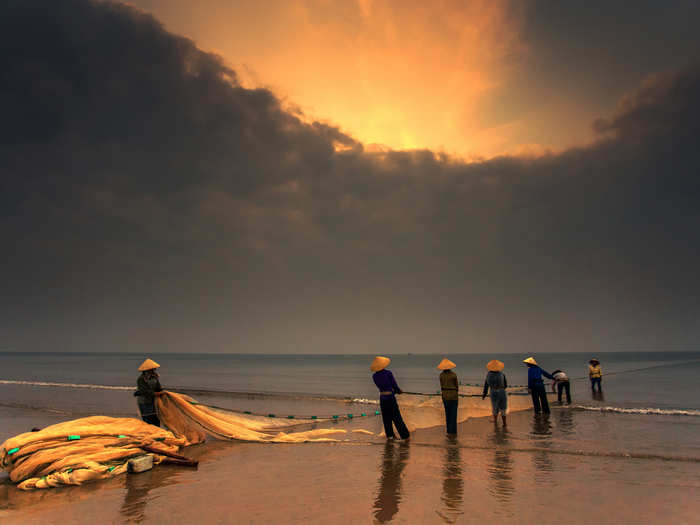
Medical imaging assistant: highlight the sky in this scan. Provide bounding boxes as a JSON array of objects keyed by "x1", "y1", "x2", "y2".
[
  {"x1": 129, "y1": 0, "x2": 700, "y2": 158},
  {"x1": 1, "y1": 0, "x2": 700, "y2": 354}
]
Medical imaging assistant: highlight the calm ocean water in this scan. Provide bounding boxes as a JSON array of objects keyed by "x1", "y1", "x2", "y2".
[
  {"x1": 1, "y1": 350, "x2": 698, "y2": 409},
  {"x1": 1, "y1": 351, "x2": 699, "y2": 453}
]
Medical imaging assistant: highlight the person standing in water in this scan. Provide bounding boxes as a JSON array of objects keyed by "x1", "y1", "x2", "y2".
[
  {"x1": 371, "y1": 356, "x2": 410, "y2": 441},
  {"x1": 482, "y1": 360, "x2": 508, "y2": 426},
  {"x1": 551, "y1": 369, "x2": 571, "y2": 405},
  {"x1": 437, "y1": 358, "x2": 459, "y2": 435},
  {"x1": 135, "y1": 358, "x2": 163, "y2": 426},
  {"x1": 523, "y1": 357, "x2": 553, "y2": 414},
  {"x1": 589, "y1": 358, "x2": 603, "y2": 393}
]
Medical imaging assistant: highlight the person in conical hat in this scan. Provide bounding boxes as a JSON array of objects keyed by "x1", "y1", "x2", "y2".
[
  {"x1": 437, "y1": 358, "x2": 459, "y2": 435},
  {"x1": 482, "y1": 360, "x2": 508, "y2": 426},
  {"x1": 588, "y1": 358, "x2": 603, "y2": 393},
  {"x1": 371, "y1": 356, "x2": 410, "y2": 440},
  {"x1": 371, "y1": 356, "x2": 391, "y2": 372},
  {"x1": 523, "y1": 356, "x2": 554, "y2": 414},
  {"x1": 138, "y1": 358, "x2": 160, "y2": 371},
  {"x1": 135, "y1": 358, "x2": 164, "y2": 426}
]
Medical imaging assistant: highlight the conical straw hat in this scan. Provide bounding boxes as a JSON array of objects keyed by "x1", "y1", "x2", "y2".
[
  {"x1": 370, "y1": 356, "x2": 391, "y2": 372},
  {"x1": 437, "y1": 358, "x2": 456, "y2": 370},
  {"x1": 522, "y1": 356, "x2": 538, "y2": 366},
  {"x1": 138, "y1": 358, "x2": 160, "y2": 371},
  {"x1": 589, "y1": 357, "x2": 600, "y2": 364},
  {"x1": 486, "y1": 359, "x2": 504, "y2": 372}
]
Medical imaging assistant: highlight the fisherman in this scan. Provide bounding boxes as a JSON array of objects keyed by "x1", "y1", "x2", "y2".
[
  {"x1": 551, "y1": 369, "x2": 571, "y2": 404},
  {"x1": 482, "y1": 360, "x2": 508, "y2": 426},
  {"x1": 523, "y1": 357, "x2": 553, "y2": 414},
  {"x1": 437, "y1": 358, "x2": 459, "y2": 435},
  {"x1": 135, "y1": 358, "x2": 164, "y2": 426},
  {"x1": 589, "y1": 358, "x2": 603, "y2": 393},
  {"x1": 371, "y1": 356, "x2": 410, "y2": 441}
]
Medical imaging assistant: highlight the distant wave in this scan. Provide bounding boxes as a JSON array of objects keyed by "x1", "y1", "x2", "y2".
[
  {"x1": 0, "y1": 379, "x2": 383, "y2": 404},
  {"x1": 0, "y1": 379, "x2": 132, "y2": 391},
  {"x1": 574, "y1": 405, "x2": 700, "y2": 417}
]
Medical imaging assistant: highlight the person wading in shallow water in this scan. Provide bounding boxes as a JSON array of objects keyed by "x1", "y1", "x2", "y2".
[
  {"x1": 371, "y1": 356, "x2": 410, "y2": 441},
  {"x1": 523, "y1": 357, "x2": 554, "y2": 414},
  {"x1": 135, "y1": 358, "x2": 164, "y2": 426},
  {"x1": 482, "y1": 360, "x2": 508, "y2": 426},
  {"x1": 437, "y1": 358, "x2": 459, "y2": 435},
  {"x1": 551, "y1": 369, "x2": 572, "y2": 404},
  {"x1": 589, "y1": 358, "x2": 603, "y2": 393}
]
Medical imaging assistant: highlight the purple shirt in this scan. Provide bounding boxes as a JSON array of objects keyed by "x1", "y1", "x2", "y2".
[{"x1": 372, "y1": 369, "x2": 402, "y2": 398}]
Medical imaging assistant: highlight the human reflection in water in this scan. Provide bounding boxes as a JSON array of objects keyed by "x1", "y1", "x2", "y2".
[
  {"x1": 592, "y1": 390, "x2": 605, "y2": 402},
  {"x1": 436, "y1": 437, "x2": 464, "y2": 523},
  {"x1": 120, "y1": 464, "x2": 180, "y2": 522},
  {"x1": 530, "y1": 414, "x2": 553, "y2": 482},
  {"x1": 373, "y1": 441, "x2": 410, "y2": 523},
  {"x1": 554, "y1": 408, "x2": 576, "y2": 436},
  {"x1": 487, "y1": 426, "x2": 514, "y2": 508}
]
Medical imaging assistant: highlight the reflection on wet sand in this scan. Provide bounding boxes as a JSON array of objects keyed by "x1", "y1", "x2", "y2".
[
  {"x1": 530, "y1": 414, "x2": 553, "y2": 481},
  {"x1": 436, "y1": 437, "x2": 464, "y2": 523},
  {"x1": 554, "y1": 408, "x2": 576, "y2": 435},
  {"x1": 373, "y1": 442, "x2": 410, "y2": 523},
  {"x1": 487, "y1": 427, "x2": 514, "y2": 510},
  {"x1": 120, "y1": 442, "x2": 224, "y2": 522},
  {"x1": 120, "y1": 465, "x2": 182, "y2": 522},
  {"x1": 592, "y1": 390, "x2": 605, "y2": 402}
]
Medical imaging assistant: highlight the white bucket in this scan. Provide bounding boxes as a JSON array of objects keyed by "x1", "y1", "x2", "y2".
[{"x1": 128, "y1": 454, "x2": 154, "y2": 473}]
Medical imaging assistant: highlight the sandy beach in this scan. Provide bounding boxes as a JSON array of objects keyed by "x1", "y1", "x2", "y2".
[{"x1": 2, "y1": 405, "x2": 698, "y2": 524}]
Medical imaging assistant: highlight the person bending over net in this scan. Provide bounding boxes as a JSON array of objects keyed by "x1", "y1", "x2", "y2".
[{"x1": 551, "y1": 369, "x2": 571, "y2": 404}]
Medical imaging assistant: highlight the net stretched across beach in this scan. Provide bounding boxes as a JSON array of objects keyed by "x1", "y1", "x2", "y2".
[
  {"x1": 1, "y1": 389, "x2": 541, "y2": 490},
  {"x1": 1, "y1": 391, "x2": 346, "y2": 490}
]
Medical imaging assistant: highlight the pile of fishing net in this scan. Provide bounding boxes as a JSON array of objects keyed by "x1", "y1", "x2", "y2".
[
  {"x1": 0, "y1": 416, "x2": 187, "y2": 490},
  {"x1": 1, "y1": 391, "x2": 346, "y2": 490}
]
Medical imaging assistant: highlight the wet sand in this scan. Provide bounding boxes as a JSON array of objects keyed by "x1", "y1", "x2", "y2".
[{"x1": 2, "y1": 407, "x2": 699, "y2": 524}]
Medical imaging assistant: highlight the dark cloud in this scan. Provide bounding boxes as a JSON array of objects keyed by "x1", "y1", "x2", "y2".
[
  {"x1": 2, "y1": 0, "x2": 700, "y2": 354},
  {"x1": 520, "y1": 0, "x2": 700, "y2": 107}
]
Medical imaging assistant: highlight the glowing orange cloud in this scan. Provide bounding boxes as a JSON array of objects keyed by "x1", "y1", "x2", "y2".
[{"x1": 128, "y1": 0, "x2": 592, "y2": 158}]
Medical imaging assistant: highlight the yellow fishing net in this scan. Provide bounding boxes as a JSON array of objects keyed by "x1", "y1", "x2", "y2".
[
  {"x1": 155, "y1": 391, "x2": 347, "y2": 443},
  {"x1": 0, "y1": 415, "x2": 186, "y2": 490},
  {"x1": 1, "y1": 391, "x2": 346, "y2": 490},
  {"x1": 1, "y1": 389, "x2": 539, "y2": 490},
  {"x1": 394, "y1": 389, "x2": 538, "y2": 431}
]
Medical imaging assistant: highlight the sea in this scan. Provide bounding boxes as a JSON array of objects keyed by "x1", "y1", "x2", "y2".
[{"x1": 1, "y1": 351, "x2": 699, "y2": 448}]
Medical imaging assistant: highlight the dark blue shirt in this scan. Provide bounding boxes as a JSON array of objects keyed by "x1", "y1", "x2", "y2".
[
  {"x1": 372, "y1": 369, "x2": 402, "y2": 398},
  {"x1": 527, "y1": 366, "x2": 553, "y2": 389}
]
